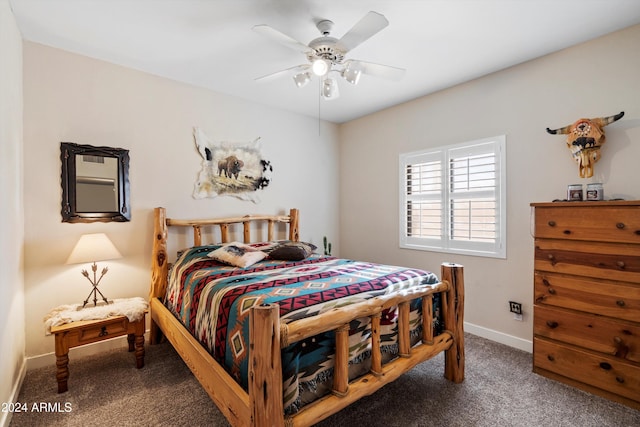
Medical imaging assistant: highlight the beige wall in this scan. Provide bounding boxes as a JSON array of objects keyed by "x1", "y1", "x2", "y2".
[
  {"x1": 0, "y1": 0, "x2": 25, "y2": 421},
  {"x1": 339, "y1": 24, "x2": 640, "y2": 350},
  {"x1": 17, "y1": 19, "x2": 640, "y2": 367},
  {"x1": 22, "y1": 42, "x2": 340, "y2": 359}
]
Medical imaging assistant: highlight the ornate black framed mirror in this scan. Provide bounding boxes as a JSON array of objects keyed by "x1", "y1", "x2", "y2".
[{"x1": 60, "y1": 142, "x2": 131, "y2": 223}]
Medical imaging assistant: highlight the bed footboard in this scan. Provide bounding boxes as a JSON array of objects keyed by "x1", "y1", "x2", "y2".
[{"x1": 251, "y1": 263, "x2": 465, "y2": 427}]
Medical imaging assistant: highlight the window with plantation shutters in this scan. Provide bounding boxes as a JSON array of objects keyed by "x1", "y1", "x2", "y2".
[{"x1": 399, "y1": 136, "x2": 506, "y2": 258}]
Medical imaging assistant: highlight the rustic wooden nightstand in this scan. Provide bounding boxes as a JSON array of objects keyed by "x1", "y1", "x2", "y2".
[{"x1": 51, "y1": 312, "x2": 146, "y2": 393}]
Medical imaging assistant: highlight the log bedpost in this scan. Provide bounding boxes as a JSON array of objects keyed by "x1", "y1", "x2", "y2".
[
  {"x1": 150, "y1": 207, "x2": 169, "y2": 344},
  {"x1": 441, "y1": 263, "x2": 465, "y2": 383},
  {"x1": 220, "y1": 223, "x2": 229, "y2": 243},
  {"x1": 288, "y1": 208, "x2": 299, "y2": 242},
  {"x1": 249, "y1": 304, "x2": 284, "y2": 427},
  {"x1": 243, "y1": 220, "x2": 251, "y2": 243},
  {"x1": 370, "y1": 313, "x2": 382, "y2": 376},
  {"x1": 422, "y1": 294, "x2": 434, "y2": 345},
  {"x1": 267, "y1": 220, "x2": 275, "y2": 241},
  {"x1": 333, "y1": 324, "x2": 350, "y2": 396},
  {"x1": 397, "y1": 302, "x2": 411, "y2": 357},
  {"x1": 193, "y1": 225, "x2": 202, "y2": 246}
]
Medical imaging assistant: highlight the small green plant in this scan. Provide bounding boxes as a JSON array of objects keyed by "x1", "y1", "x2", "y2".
[{"x1": 323, "y1": 236, "x2": 332, "y2": 256}]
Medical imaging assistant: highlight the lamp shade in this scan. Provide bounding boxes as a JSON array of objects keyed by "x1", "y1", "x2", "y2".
[{"x1": 66, "y1": 233, "x2": 122, "y2": 265}]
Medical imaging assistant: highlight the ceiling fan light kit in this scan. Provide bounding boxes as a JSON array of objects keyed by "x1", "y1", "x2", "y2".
[
  {"x1": 342, "y1": 62, "x2": 362, "y2": 85},
  {"x1": 311, "y1": 58, "x2": 330, "y2": 76},
  {"x1": 322, "y1": 78, "x2": 339, "y2": 100},
  {"x1": 253, "y1": 11, "x2": 405, "y2": 100},
  {"x1": 293, "y1": 71, "x2": 311, "y2": 88}
]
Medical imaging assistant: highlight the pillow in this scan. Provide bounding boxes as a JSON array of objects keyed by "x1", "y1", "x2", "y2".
[
  {"x1": 268, "y1": 241, "x2": 317, "y2": 261},
  {"x1": 247, "y1": 241, "x2": 281, "y2": 253},
  {"x1": 207, "y1": 242, "x2": 267, "y2": 268},
  {"x1": 245, "y1": 240, "x2": 302, "y2": 254},
  {"x1": 177, "y1": 244, "x2": 223, "y2": 261}
]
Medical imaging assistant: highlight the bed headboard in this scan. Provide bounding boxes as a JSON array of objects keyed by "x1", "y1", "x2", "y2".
[{"x1": 150, "y1": 207, "x2": 299, "y2": 301}]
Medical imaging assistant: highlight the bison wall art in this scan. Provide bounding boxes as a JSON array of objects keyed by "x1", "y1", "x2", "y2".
[{"x1": 192, "y1": 127, "x2": 273, "y2": 202}]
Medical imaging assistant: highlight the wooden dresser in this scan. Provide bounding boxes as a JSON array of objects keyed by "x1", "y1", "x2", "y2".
[{"x1": 531, "y1": 200, "x2": 640, "y2": 409}]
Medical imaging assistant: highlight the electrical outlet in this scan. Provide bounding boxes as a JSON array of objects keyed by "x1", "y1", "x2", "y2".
[{"x1": 509, "y1": 301, "x2": 522, "y2": 315}]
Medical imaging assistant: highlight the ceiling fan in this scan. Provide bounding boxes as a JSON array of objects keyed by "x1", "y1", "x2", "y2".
[{"x1": 253, "y1": 11, "x2": 405, "y2": 100}]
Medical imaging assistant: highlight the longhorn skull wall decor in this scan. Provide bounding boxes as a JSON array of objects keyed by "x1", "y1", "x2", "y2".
[
  {"x1": 192, "y1": 127, "x2": 273, "y2": 203},
  {"x1": 546, "y1": 111, "x2": 624, "y2": 178}
]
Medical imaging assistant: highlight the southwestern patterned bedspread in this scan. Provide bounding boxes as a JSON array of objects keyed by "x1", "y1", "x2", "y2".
[{"x1": 165, "y1": 244, "x2": 442, "y2": 413}]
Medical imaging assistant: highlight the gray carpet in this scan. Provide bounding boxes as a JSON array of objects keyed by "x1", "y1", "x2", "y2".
[{"x1": 10, "y1": 333, "x2": 640, "y2": 427}]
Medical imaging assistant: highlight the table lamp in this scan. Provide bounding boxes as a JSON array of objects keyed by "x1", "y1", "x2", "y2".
[{"x1": 66, "y1": 233, "x2": 122, "y2": 309}]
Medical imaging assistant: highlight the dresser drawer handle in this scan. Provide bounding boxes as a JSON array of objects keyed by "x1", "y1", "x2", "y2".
[
  {"x1": 616, "y1": 261, "x2": 626, "y2": 269},
  {"x1": 599, "y1": 362, "x2": 612, "y2": 371},
  {"x1": 542, "y1": 278, "x2": 551, "y2": 287},
  {"x1": 548, "y1": 221, "x2": 556, "y2": 227},
  {"x1": 635, "y1": 230, "x2": 640, "y2": 236},
  {"x1": 614, "y1": 336, "x2": 629, "y2": 358},
  {"x1": 547, "y1": 355, "x2": 555, "y2": 362},
  {"x1": 99, "y1": 326, "x2": 109, "y2": 337},
  {"x1": 616, "y1": 222, "x2": 625, "y2": 229},
  {"x1": 546, "y1": 320, "x2": 559, "y2": 329},
  {"x1": 548, "y1": 288, "x2": 556, "y2": 295},
  {"x1": 616, "y1": 300, "x2": 626, "y2": 307},
  {"x1": 562, "y1": 230, "x2": 571, "y2": 235},
  {"x1": 616, "y1": 376, "x2": 625, "y2": 384}
]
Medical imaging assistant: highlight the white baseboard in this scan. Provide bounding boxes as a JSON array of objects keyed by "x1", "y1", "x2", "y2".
[
  {"x1": 465, "y1": 321, "x2": 533, "y2": 353},
  {"x1": 1, "y1": 357, "x2": 27, "y2": 427}
]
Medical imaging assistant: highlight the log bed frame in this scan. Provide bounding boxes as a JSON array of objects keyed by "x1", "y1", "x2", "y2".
[{"x1": 149, "y1": 207, "x2": 465, "y2": 427}]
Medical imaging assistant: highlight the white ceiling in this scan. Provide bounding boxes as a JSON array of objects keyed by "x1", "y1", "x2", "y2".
[{"x1": 10, "y1": 0, "x2": 640, "y2": 123}]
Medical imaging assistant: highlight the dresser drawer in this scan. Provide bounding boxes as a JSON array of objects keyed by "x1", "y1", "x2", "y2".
[
  {"x1": 534, "y1": 337, "x2": 640, "y2": 402},
  {"x1": 534, "y1": 305, "x2": 640, "y2": 363},
  {"x1": 534, "y1": 272, "x2": 640, "y2": 322},
  {"x1": 534, "y1": 206, "x2": 640, "y2": 244},
  {"x1": 534, "y1": 239, "x2": 640, "y2": 283}
]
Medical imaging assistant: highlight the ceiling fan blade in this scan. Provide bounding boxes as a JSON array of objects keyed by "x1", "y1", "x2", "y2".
[
  {"x1": 334, "y1": 11, "x2": 389, "y2": 53},
  {"x1": 348, "y1": 60, "x2": 406, "y2": 81},
  {"x1": 252, "y1": 24, "x2": 313, "y2": 54},
  {"x1": 255, "y1": 64, "x2": 310, "y2": 82}
]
